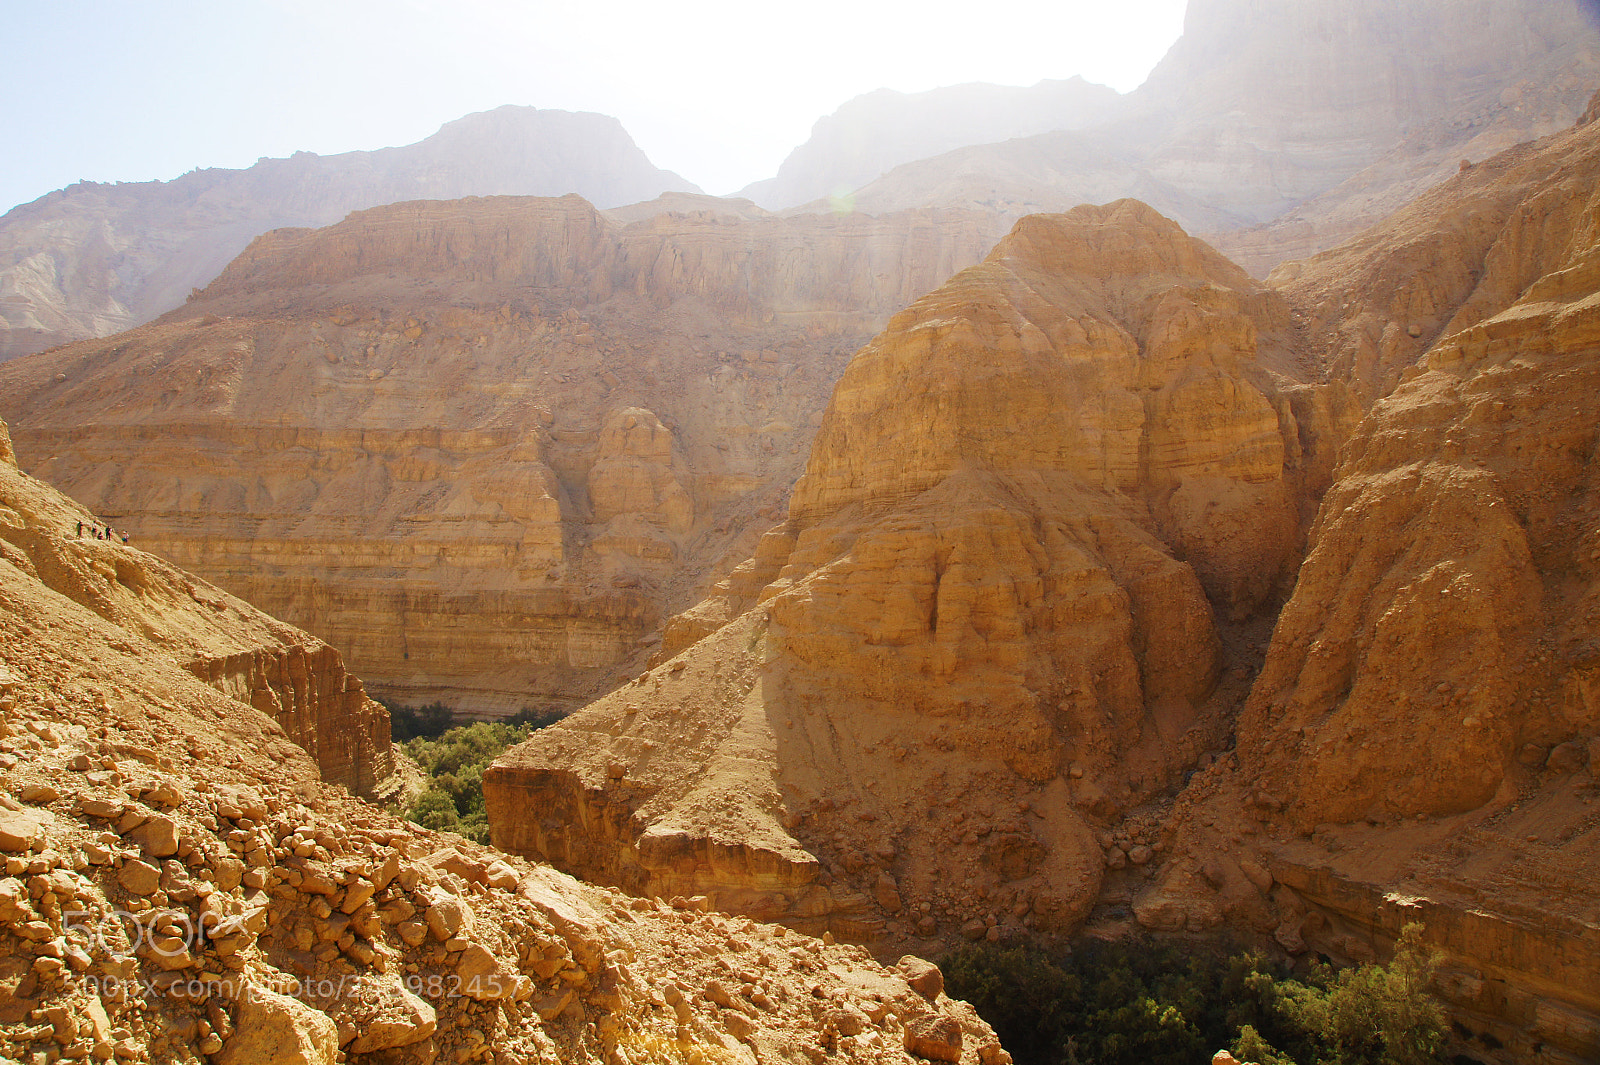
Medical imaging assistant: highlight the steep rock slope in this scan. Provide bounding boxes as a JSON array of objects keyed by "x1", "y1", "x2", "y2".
[
  {"x1": 836, "y1": 0, "x2": 1599, "y2": 277},
  {"x1": 485, "y1": 200, "x2": 1352, "y2": 944},
  {"x1": 739, "y1": 78, "x2": 1121, "y2": 210},
  {"x1": 1124, "y1": 102, "x2": 1600, "y2": 1065},
  {"x1": 0, "y1": 415, "x2": 1003, "y2": 1065},
  {"x1": 0, "y1": 195, "x2": 1006, "y2": 711},
  {"x1": 0, "y1": 419, "x2": 390, "y2": 797},
  {"x1": 0, "y1": 106, "x2": 698, "y2": 361}
]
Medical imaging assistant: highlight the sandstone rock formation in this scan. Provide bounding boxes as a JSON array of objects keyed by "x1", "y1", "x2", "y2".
[
  {"x1": 0, "y1": 195, "x2": 1007, "y2": 711},
  {"x1": 485, "y1": 199, "x2": 1351, "y2": 945},
  {"x1": 491, "y1": 98, "x2": 1600, "y2": 1061},
  {"x1": 1240, "y1": 91, "x2": 1600, "y2": 826},
  {"x1": 0, "y1": 420, "x2": 1004, "y2": 1064},
  {"x1": 0, "y1": 419, "x2": 391, "y2": 798},
  {"x1": 0, "y1": 106, "x2": 698, "y2": 361},
  {"x1": 1122, "y1": 100, "x2": 1600, "y2": 1064}
]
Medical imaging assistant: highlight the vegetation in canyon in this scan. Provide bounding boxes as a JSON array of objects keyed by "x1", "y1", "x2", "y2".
[{"x1": 942, "y1": 925, "x2": 1445, "y2": 1065}]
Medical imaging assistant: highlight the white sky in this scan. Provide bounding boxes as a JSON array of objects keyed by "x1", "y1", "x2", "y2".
[{"x1": 3, "y1": 0, "x2": 1188, "y2": 214}]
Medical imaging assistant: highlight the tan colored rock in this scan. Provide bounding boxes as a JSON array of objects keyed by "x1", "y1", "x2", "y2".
[
  {"x1": 338, "y1": 980, "x2": 437, "y2": 1053},
  {"x1": 117, "y1": 859, "x2": 161, "y2": 898},
  {"x1": 487, "y1": 201, "x2": 1338, "y2": 941},
  {"x1": 217, "y1": 985, "x2": 339, "y2": 1065},
  {"x1": 0, "y1": 809, "x2": 43, "y2": 852},
  {"x1": 126, "y1": 815, "x2": 179, "y2": 857},
  {"x1": 0, "y1": 412, "x2": 1002, "y2": 1065},
  {"x1": 903, "y1": 1014, "x2": 963, "y2": 1062},
  {"x1": 455, "y1": 943, "x2": 511, "y2": 1001},
  {"x1": 1241, "y1": 103, "x2": 1600, "y2": 826},
  {"x1": 0, "y1": 107, "x2": 699, "y2": 362},
  {"x1": 425, "y1": 894, "x2": 472, "y2": 941},
  {"x1": 0, "y1": 196, "x2": 1002, "y2": 715},
  {"x1": 898, "y1": 956, "x2": 944, "y2": 1001}
]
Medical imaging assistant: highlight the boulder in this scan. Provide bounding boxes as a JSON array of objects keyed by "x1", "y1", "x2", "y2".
[{"x1": 217, "y1": 985, "x2": 338, "y2": 1065}]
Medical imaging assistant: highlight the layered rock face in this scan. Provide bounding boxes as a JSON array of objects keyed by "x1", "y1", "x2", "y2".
[
  {"x1": 486, "y1": 200, "x2": 1349, "y2": 942},
  {"x1": 0, "y1": 425, "x2": 1001, "y2": 1065},
  {"x1": 0, "y1": 417, "x2": 391, "y2": 797},
  {"x1": 0, "y1": 195, "x2": 1006, "y2": 710},
  {"x1": 1240, "y1": 99, "x2": 1600, "y2": 827},
  {"x1": 492, "y1": 105, "x2": 1600, "y2": 1060},
  {"x1": 1112, "y1": 104, "x2": 1600, "y2": 1065},
  {"x1": 838, "y1": 0, "x2": 1599, "y2": 277},
  {"x1": 0, "y1": 105, "x2": 698, "y2": 361}
]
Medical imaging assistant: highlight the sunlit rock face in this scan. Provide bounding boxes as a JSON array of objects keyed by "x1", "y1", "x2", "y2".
[
  {"x1": 0, "y1": 414, "x2": 392, "y2": 797},
  {"x1": 1239, "y1": 96, "x2": 1600, "y2": 827},
  {"x1": 487, "y1": 199, "x2": 1348, "y2": 944},
  {"x1": 0, "y1": 193, "x2": 1007, "y2": 710}
]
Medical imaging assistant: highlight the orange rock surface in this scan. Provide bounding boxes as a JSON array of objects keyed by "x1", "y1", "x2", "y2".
[
  {"x1": 0, "y1": 196, "x2": 1005, "y2": 712},
  {"x1": 487, "y1": 199, "x2": 1348, "y2": 945},
  {"x1": 0, "y1": 414, "x2": 1001, "y2": 1065}
]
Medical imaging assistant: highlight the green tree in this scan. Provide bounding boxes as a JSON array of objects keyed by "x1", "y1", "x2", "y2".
[{"x1": 1276, "y1": 925, "x2": 1445, "y2": 1065}]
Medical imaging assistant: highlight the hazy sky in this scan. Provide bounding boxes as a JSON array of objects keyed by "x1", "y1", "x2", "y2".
[{"x1": 4, "y1": 0, "x2": 1188, "y2": 214}]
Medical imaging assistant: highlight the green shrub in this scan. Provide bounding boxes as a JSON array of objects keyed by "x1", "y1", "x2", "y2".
[
  {"x1": 397, "y1": 710, "x2": 561, "y2": 844},
  {"x1": 385, "y1": 700, "x2": 453, "y2": 741},
  {"x1": 1269, "y1": 924, "x2": 1446, "y2": 1065},
  {"x1": 942, "y1": 926, "x2": 1446, "y2": 1065}
]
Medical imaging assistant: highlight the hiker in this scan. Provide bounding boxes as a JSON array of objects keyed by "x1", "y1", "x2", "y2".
[{"x1": 76, "y1": 521, "x2": 83, "y2": 536}]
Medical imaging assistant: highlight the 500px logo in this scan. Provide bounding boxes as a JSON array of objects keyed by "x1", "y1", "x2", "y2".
[
  {"x1": 79, "y1": 974, "x2": 246, "y2": 1001},
  {"x1": 63, "y1": 909, "x2": 246, "y2": 956}
]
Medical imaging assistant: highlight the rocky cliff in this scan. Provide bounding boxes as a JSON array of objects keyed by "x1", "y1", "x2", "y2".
[
  {"x1": 485, "y1": 199, "x2": 1353, "y2": 942},
  {"x1": 0, "y1": 106, "x2": 698, "y2": 361},
  {"x1": 0, "y1": 195, "x2": 1006, "y2": 711},
  {"x1": 0, "y1": 418, "x2": 1002, "y2": 1065},
  {"x1": 1201, "y1": 95, "x2": 1600, "y2": 1061},
  {"x1": 0, "y1": 417, "x2": 391, "y2": 798},
  {"x1": 490, "y1": 100, "x2": 1600, "y2": 1062}
]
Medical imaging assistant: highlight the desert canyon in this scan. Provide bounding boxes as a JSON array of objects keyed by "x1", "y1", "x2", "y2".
[{"x1": 2, "y1": 0, "x2": 1600, "y2": 1063}]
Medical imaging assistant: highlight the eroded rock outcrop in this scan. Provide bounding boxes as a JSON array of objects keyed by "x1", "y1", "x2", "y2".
[
  {"x1": 0, "y1": 419, "x2": 390, "y2": 796},
  {"x1": 1240, "y1": 96, "x2": 1600, "y2": 827},
  {"x1": 1127, "y1": 100, "x2": 1600, "y2": 1065},
  {"x1": 0, "y1": 436, "x2": 1002, "y2": 1065},
  {"x1": 0, "y1": 195, "x2": 1005, "y2": 711},
  {"x1": 487, "y1": 200, "x2": 1347, "y2": 943}
]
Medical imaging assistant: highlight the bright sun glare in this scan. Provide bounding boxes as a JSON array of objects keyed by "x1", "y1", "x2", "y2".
[{"x1": 3, "y1": 0, "x2": 1188, "y2": 211}]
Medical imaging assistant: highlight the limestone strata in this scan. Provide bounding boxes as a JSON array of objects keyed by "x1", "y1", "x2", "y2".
[
  {"x1": 0, "y1": 423, "x2": 391, "y2": 797},
  {"x1": 487, "y1": 201, "x2": 1344, "y2": 944},
  {"x1": 0, "y1": 450, "x2": 1001, "y2": 1065},
  {"x1": 1124, "y1": 101, "x2": 1600, "y2": 1064},
  {"x1": 1269, "y1": 854, "x2": 1600, "y2": 1065},
  {"x1": 0, "y1": 195, "x2": 1004, "y2": 710},
  {"x1": 1239, "y1": 106, "x2": 1600, "y2": 827}
]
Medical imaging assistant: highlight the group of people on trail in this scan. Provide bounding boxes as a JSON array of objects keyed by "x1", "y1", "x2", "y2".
[{"x1": 75, "y1": 520, "x2": 127, "y2": 544}]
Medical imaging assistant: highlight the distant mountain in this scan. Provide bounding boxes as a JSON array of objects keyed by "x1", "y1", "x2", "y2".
[
  {"x1": 766, "y1": 0, "x2": 1600, "y2": 276},
  {"x1": 0, "y1": 105, "x2": 699, "y2": 360},
  {"x1": 736, "y1": 77, "x2": 1122, "y2": 210}
]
